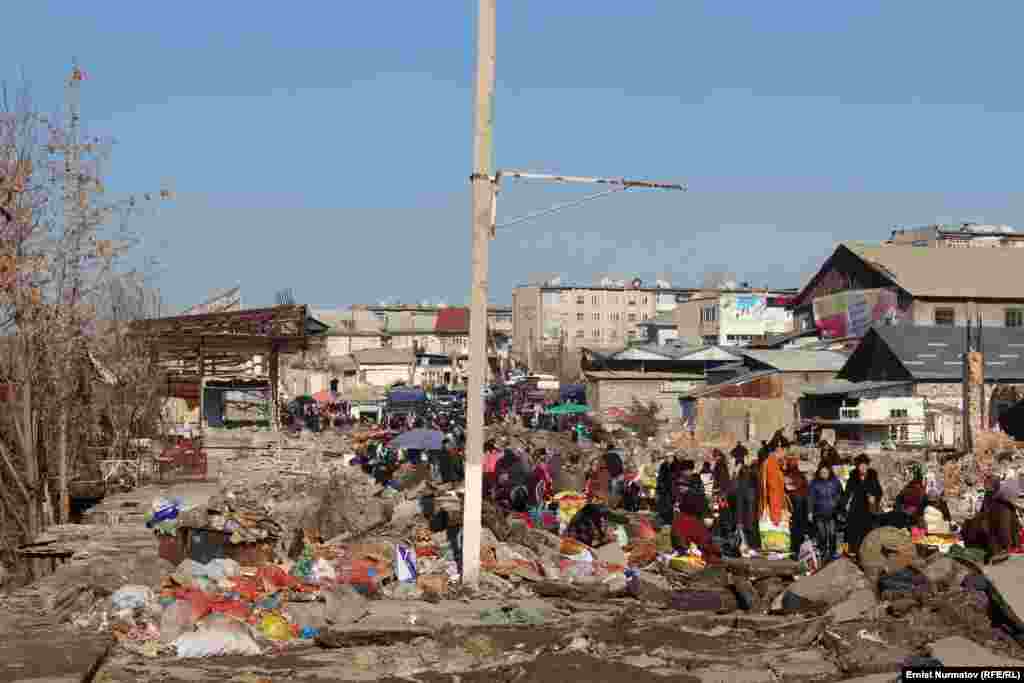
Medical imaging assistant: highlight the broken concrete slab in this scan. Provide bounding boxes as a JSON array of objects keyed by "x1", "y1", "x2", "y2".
[
  {"x1": 929, "y1": 636, "x2": 1024, "y2": 668},
  {"x1": 695, "y1": 666, "x2": 776, "y2": 683},
  {"x1": 827, "y1": 588, "x2": 879, "y2": 623},
  {"x1": 788, "y1": 557, "x2": 869, "y2": 607},
  {"x1": 769, "y1": 648, "x2": 839, "y2": 680},
  {"x1": 984, "y1": 558, "x2": 1024, "y2": 627}
]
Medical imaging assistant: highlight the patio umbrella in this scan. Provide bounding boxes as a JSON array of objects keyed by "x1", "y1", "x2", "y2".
[
  {"x1": 545, "y1": 403, "x2": 589, "y2": 416},
  {"x1": 391, "y1": 428, "x2": 444, "y2": 451}
]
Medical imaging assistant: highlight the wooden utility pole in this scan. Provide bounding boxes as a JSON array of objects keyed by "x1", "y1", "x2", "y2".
[{"x1": 462, "y1": 0, "x2": 496, "y2": 588}]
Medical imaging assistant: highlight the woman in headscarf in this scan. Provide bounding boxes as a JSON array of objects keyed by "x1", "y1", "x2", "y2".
[
  {"x1": 840, "y1": 453, "x2": 882, "y2": 557},
  {"x1": 672, "y1": 491, "x2": 721, "y2": 562},
  {"x1": 783, "y1": 454, "x2": 810, "y2": 556}
]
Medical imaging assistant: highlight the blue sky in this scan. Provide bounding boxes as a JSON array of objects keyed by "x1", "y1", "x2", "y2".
[{"x1": 5, "y1": 2, "x2": 1024, "y2": 311}]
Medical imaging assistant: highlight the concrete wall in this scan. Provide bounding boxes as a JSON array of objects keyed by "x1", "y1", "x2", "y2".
[
  {"x1": 588, "y1": 378, "x2": 689, "y2": 421},
  {"x1": 360, "y1": 364, "x2": 412, "y2": 387},
  {"x1": 327, "y1": 335, "x2": 383, "y2": 355},
  {"x1": 909, "y1": 300, "x2": 1024, "y2": 327}
]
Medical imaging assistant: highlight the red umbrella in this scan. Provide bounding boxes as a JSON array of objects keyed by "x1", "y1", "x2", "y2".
[{"x1": 313, "y1": 390, "x2": 337, "y2": 404}]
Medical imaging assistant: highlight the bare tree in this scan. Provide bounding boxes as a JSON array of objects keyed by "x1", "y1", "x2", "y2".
[{"x1": 0, "y1": 69, "x2": 169, "y2": 569}]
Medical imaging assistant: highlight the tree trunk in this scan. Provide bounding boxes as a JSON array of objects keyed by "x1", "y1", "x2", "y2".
[{"x1": 57, "y1": 407, "x2": 69, "y2": 524}]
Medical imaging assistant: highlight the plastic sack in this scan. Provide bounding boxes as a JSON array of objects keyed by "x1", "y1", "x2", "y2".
[
  {"x1": 759, "y1": 512, "x2": 791, "y2": 553},
  {"x1": 160, "y1": 599, "x2": 195, "y2": 644},
  {"x1": 797, "y1": 539, "x2": 819, "y2": 574},
  {"x1": 111, "y1": 585, "x2": 154, "y2": 611},
  {"x1": 394, "y1": 544, "x2": 418, "y2": 583},
  {"x1": 174, "y1": 614, "x2": 262, "y2": 658},
  {"x1": 202, "y1": 558, "x2": 241, "y2": 582},
  {"x1": 258, "y1": 614, "x2": 293, "y2": 641}
]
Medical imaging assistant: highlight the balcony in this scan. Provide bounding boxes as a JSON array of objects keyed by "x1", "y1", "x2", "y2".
[{"x1": 839, "y1": 407, "x2": 861, "y2": 421}]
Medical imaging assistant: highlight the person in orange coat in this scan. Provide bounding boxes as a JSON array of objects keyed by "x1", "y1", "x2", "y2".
[{"x1": 759, "y1": 431, "x2": 790, "y2": 531}]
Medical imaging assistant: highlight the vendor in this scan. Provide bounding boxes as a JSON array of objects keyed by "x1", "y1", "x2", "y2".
[
  {"x1": 674, "y1": 458, "x2": 708, "y2": 517},
  {"x1": 962, "y1": 475, "x2": 1021, "y2": 562},
  {"x1": 566, "y1": 503, "x2": 611, "y2": 548},
  {"x1": 672, "y1": 491, "x2": 721, "y2": 563},
  {"x1": 494, "y1": 448, "x2": 530, "y2": 512},
  {"x1": 888, "y1": 463, "x2": 951, "y2": 530}
]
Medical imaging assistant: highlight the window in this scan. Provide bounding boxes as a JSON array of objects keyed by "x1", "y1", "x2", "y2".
[
  {"x1": 641, "y1": 312, "x2": 650, "y2": 321},
  {"x1": 560, "y1": 292, "x2": 570, "y2": 303},
  {"x1": 575, "y1": 329, "x2": 584, "y2": 339},
  {"x1": 627, "y1": 330, "x2": 637, "y2": 339},
  {"x1": 576, "y1": 295, "x2": 585, "y2": 305},
  {"x1": 576, "y1": 312, "x2": 584, "y2": 321},
  {"x1": 610, "y1": 312, "x2": 620, "y2": 322},
  {"x1": 627, "y1": 297, "x2": 637, "y2": 306},
  {"x1": 701, "y1": 305, "x2": 719, "y2": 323},
  {"x1": 934, "y1": 308, "x2": 955, "y2": 326},
  {"x1": 627, "y1": 313, "x2": 637, "y2": 322},
  {"x1": 592, "y1": 312, "x2": 601, "y2": 321},
  {"x1": 592, "y1": 329, "x2": 601, "y2": 339},
  {"x1": 1007, "y1": 309, "x2": 1024, "y2": 328},
  {"x1": 889, "y1": 409, "x2": 909, "y2": 442},
  {"x1": 608, "y1": 329, "x2": 617, "y2": 339},
  {"x1": 591, "y1": 295, "x2": 600, "y2": 305},
  {"x1": 641, "y1": 295, "x2": 649, "y2": 305}
]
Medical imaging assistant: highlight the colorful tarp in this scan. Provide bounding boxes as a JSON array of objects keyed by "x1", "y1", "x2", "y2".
[{"x1": 812, "y1": 288, "x2": 903, "y2": 338}]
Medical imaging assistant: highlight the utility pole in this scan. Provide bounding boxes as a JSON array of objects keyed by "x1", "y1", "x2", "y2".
[
  {"x1": 462, "y1": 0, "x2": 496, "y2": 588},
  {"x1": 459, "y1": 2, "x2": 685, "y2": 587}
]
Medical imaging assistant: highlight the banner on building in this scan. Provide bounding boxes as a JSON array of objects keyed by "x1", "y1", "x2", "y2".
[
  {"x1": 812, "y1": 288, "x2": 902, "y2": 338},
  {"x1": 719, "y1": 294, "x2": 792, "y2": 336}
]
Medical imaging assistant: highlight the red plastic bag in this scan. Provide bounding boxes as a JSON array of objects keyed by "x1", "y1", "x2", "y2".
[
  {"x1": 173, "y1": 588, "x2": 212, "y2": 622},
  {"x1": 257, "y1": 565, "x2": 299, "y2": 590},
  {"x1": 229, "y1": 576, "x2": 263, "y2": 602},
  {"x1": 208, "y1": 598, "x2": 251, "y2": 621}
]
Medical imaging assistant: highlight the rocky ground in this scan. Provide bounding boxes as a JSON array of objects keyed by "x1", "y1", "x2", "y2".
[{"x1": 0, "y1": 426, "x2": 1022, "y2": 682}]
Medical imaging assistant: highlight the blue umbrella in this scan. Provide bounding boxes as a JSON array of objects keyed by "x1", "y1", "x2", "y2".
[{"x1": 391, "y1": 428, "x2": 444, "y2": 451}]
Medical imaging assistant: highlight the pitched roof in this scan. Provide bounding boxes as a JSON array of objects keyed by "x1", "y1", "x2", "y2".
[
  {"x1": 840, "y1": 324, "x2": 1024, "y2": 382},
  {"x1": 805, "y1": 243, "x2": 1024, "y2": 301},
  {"x1": 681, "y1": 370, "x2": 778, "y2": 399},
  {"x1": 351, "y1": 348, "x2": 415, "y2": 366},
  {"x1": 738, "y1": 349, "x2": 848, "y2": 373},
  {"x1": 434, "y1": 307, "x2": 469, "y2": 333},
  {"x1": 802, "y1": 380, "x2": 913, "y2": 397}
]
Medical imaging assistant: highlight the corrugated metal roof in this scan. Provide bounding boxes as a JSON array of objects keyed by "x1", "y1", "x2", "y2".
[
  {"x1": 801, "y1": 380, "x2": 912, "y2": 397},
  {"x1": 739, "y1": 349, "x2": 848, "y2": 373},
  {"x1": 435, "y1": 308, "x2": 470, "y2": 333},
  {"x1": 583, "y1": 370, "x2": 703, "y2": 381},
  {"x1": 681, "y1": 369, "x2": 778, "y2": 399}
]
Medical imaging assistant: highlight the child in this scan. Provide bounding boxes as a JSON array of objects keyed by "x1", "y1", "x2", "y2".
[{"x1": 808, "y1": 464, "x2": 842, "y2": 561}]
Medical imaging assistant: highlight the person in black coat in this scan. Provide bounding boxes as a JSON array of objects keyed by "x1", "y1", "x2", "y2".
[
  {"x1": 840, "y1": 453, "x2": 883, "y2": 557},
  {"x1": 655, "y1": 457, "x2": 675, "y2": 526}
]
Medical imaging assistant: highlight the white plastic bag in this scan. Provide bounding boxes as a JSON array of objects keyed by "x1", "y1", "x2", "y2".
[
  {"x1": 174, "y1": 614, "x2": 261, "y2": 658},
  {"x1": 202, "y1": 558, "x2": 241, "y2": 581},
  {"x1": 798, "y1": 539, "x2": 819, "y2": 574},
  {"x1": 394, "y1": 544, "x2": 418, "y2": 583},
  {"x1": 111, "y1": 585, "x2": 154, "y2": 611}
]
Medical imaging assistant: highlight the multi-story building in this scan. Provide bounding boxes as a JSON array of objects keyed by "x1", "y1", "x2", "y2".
[
  {"x1": 512, "y1": 279, "x2": 699, "y2": 359},
  {"x1": 675, "y1": 289, "x2": 797, "y2": 347},
  {"x1": 315, "y1": 304, "x2": 512, "y2": 358},
  {"x1": 886, "y1": 223, "x2": 1024, "y2": 249}
]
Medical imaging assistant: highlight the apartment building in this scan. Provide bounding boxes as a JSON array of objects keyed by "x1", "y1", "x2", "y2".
[
  {"x1": 315, "y1": 304, "x2": 512, "y2": 357},
  {"x1": 512, "y1": 280, "x2": 700, "y2": 359},
  {"x1": 676, "y1": 289, "x2": 796, "y2": 347},
  {"x1": 886, "y1": 223, "x2": 1024, "y2": 249}
]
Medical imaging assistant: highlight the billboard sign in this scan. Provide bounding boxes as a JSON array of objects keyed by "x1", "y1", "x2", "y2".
[
  {"x1": 719, "y1": 294, "x2": 792, "y2": 336},
  {"x1": 812, "y1": 288, "x2": 903, "y2": 338}
]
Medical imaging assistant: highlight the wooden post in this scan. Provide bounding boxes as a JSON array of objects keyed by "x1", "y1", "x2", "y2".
[
  {"x1": 462, "y1": 0, "x2": 496, "y2": 588},
  {"x1": 269, "y1": 343, "x2": 280, "y2": 433},
  {"x1": 197, "y1": 343, "x2": 205, "y2": 437}
]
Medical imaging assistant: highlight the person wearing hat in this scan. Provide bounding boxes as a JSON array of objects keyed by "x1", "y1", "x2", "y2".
[
  {"x1": 672, "y1": 490, "x2": 722, "y2": 563},
  {"x1": 839, "y1": 453, "x2": 882, "y2": 557}
]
